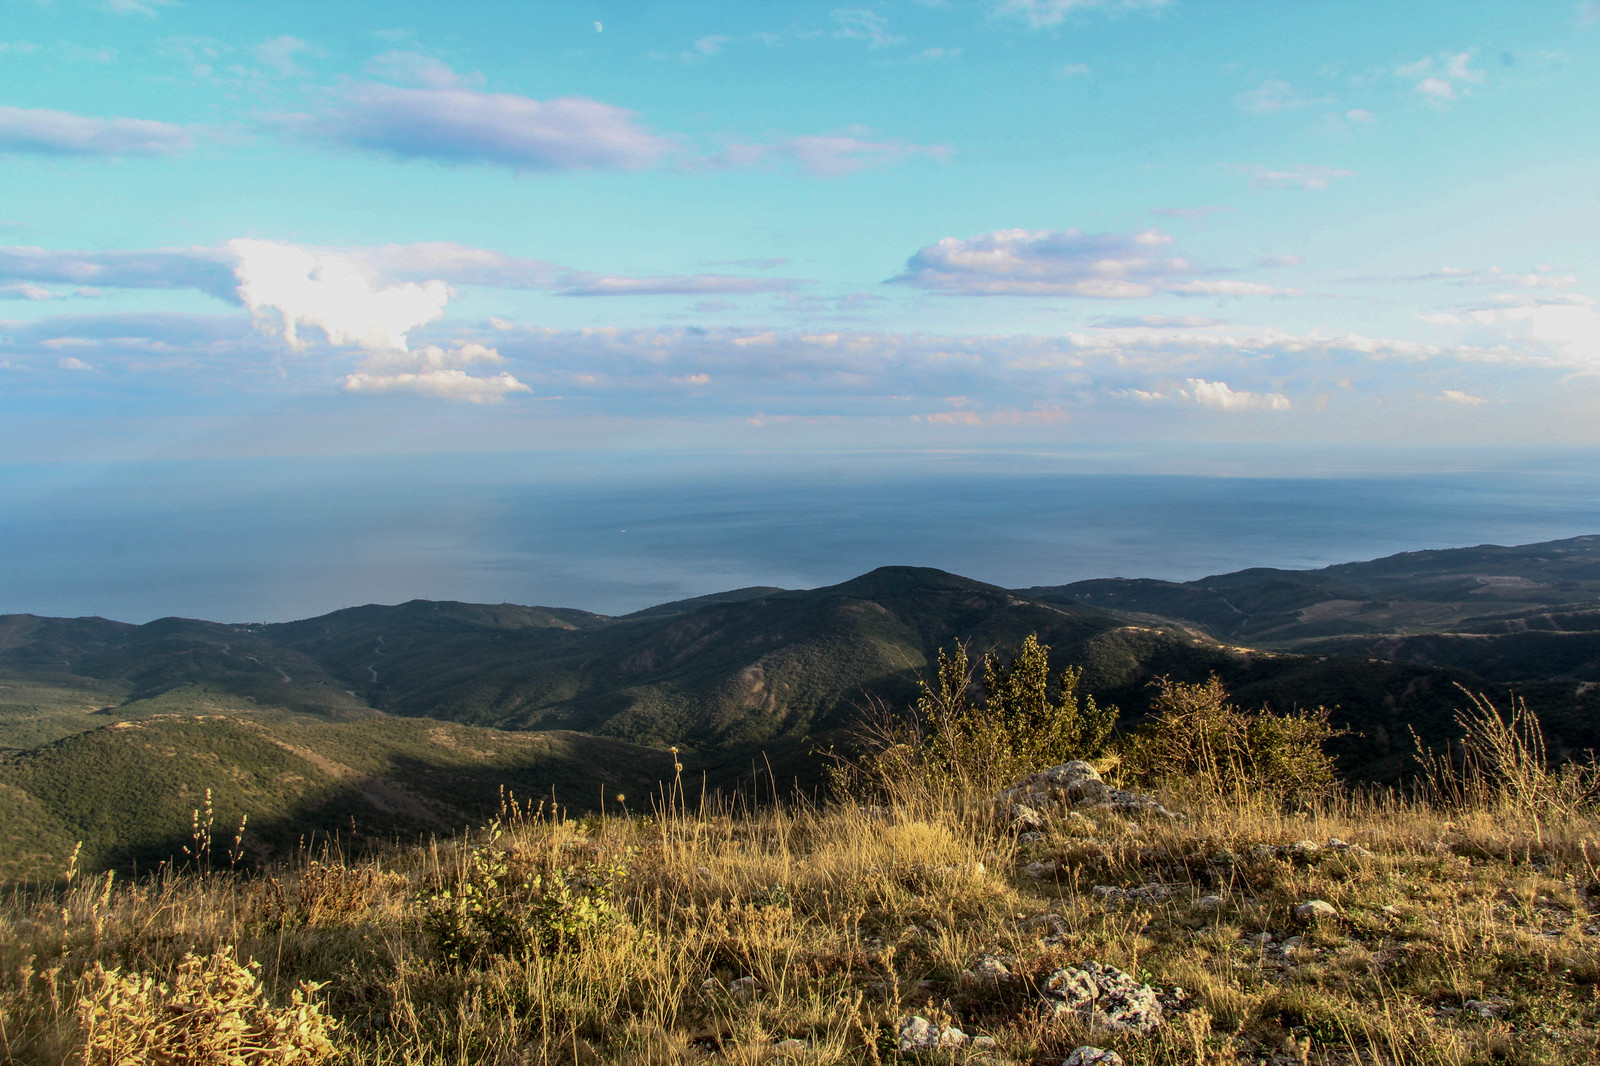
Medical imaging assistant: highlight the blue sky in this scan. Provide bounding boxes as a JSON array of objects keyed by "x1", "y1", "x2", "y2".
[{"x1": 3, "y1": 0, "x2": 1599, "y2": 466}]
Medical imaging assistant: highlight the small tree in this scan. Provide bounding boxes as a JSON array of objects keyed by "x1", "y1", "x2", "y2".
[{"x1": 916, "y1": 634, "x2": 1118, "y2": 794}]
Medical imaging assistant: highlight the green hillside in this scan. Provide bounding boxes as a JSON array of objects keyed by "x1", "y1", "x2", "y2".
[
  {"x1": 0, "y1": 693, "x2": 679, "y2": 880},
  {"x1": 4, "y1": 541, "x2": 1600, "y2": 882}
]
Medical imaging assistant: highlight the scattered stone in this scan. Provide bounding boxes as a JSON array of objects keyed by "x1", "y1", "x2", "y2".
[
  {"x1": 896, "y1": 1015, "x2": 969, "y2": 1052},
  {"x1": 1295, "y1": 900, "x2": 1338, "y2": 922},
  {"x1": 1194, "y1": 894, "x2": 1224, "y2": 912},
  {"x1": 971, "y1": 1035, "x2": 1000, "y2": 1050},
  {"x1": 1020, "y1": 912, "x2": 1069, "y2": 937},
  {"x1": 729, "y1": 976, "x2": 760, "y2": 997},
  {"x1": 1018, "y1": 831, "x2": 1046, "y2": 845},
  {"x1": 1092, "y1": 882, "x2": 1177, "y2": 906},
  {"x1": 1209, "y1": 848, "x2": 1237, "y2": 866},
  {"x1": 962, "y1": 954, "x2": 1015, "y2": 984},
  {"x1": 773, "y1": 1038, "x2": 809, "y2": 1054},
  {"x1": 1464, "y1": 997, "x2": 1511, "y2": 1019},
  {"x1": 694, "y1": 866, "x2": 713, "y2": 877},
  {"x1": 996, "y1": 762, "x2": 1179, "y2": 821},
  {"x1": 1064, "y1": 1048, "x2": 1124, "y2": 1066},
  {"x1": 700, "y1": 978, "x2": 722, "y2": 994},
  {"x1": 1041, "y1": 961, "x2": 1165, "y2": 1035},
  {"x1": 1023, "y1": 861, "x2": 1057, "y2": 880}
]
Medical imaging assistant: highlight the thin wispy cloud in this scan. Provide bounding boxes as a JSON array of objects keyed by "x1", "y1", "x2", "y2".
[
  {"x1": 992, "y1": 0, "x2": 1172, "y2": 30},
  {"x1": 889, "y1": 228, "x2": 1303, "y2": 298},
  {"x1": 0, "y1": 105, "x2": 195, "y2": 157}
]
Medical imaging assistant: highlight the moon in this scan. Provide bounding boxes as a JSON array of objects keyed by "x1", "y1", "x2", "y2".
[{"x1": 594, "y1": 21, "x2": 603, "y2": 33}]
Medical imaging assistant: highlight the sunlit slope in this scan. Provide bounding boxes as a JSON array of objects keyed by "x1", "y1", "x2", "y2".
[{"x1": 0, "y1": 701, "x2": 674, "y2": 878}]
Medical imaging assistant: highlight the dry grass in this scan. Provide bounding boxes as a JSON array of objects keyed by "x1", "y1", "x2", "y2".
[{"x1": 0, "y1": 768, "x2": 1596, "y2": 1065}]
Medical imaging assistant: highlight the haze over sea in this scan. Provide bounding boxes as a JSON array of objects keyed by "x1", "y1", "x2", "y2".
[{"x1": 6, "y1": 448, "x2": 1598, "y2": 624}]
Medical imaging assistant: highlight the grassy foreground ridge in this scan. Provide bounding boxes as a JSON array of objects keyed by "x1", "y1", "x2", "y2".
[{"x1": 2, "y1": 688, "x2": 1597, "y2": 1066}]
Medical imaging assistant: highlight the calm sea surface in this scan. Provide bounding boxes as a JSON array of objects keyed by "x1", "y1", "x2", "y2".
[{"x1": 4, "y1": 451, "x2": 1600, "y2": 623}]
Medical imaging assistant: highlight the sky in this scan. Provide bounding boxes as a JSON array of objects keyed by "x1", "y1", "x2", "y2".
[{"x1": 2, "y1": 0, "x2": 1600, "y2": 467}]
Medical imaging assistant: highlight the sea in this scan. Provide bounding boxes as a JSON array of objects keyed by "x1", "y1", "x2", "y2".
[{"x1": 4, "y1": 447, "x2": 1600, "y2": 624}]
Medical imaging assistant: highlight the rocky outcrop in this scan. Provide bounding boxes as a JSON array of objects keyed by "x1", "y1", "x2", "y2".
[
  {"x1": 997, "y1": 762, "x2": 1178, "y2": 824},
  {"x1": 1041, "y1": 961, "x2": 1165, "y2": 1035}
]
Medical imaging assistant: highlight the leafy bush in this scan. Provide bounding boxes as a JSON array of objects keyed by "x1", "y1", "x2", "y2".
[
  {"x1": 422, "y1": 824, "x2": 630, "y2": 963},
  {"x1": 1119, "y1": 674, "x2": 1342, "y2": 802},
  {"x1": 74, "y1": 947, "x2": 336, "y2": 1066},
  {"x1": 847, "y1": 634, "x2": 1118, "y2": 798}
]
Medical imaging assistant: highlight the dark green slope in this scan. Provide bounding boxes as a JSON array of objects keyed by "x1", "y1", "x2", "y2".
[
  {"x1": 1029, "y1": 534, "x2": 1600, "y2": 653},
  {"x1": 0, "y1": 708, "x2": 676, "y2": 879}
]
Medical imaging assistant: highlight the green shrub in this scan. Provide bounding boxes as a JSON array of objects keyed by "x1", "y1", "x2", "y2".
[
  {"x1": 422, "y1": 824, "x2": 630, "y2": 964},
  {"x1": 1119, "y1": 674, "x2": 1342, "y2": 802},
  {"x1": 847, "y1": 634, "x2": 1118, "y2": 799}
]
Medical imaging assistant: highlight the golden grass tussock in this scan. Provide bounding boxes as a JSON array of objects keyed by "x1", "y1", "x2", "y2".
[{"x1": 0, "y1": 689, "x2": 1596, "y2": 1065}]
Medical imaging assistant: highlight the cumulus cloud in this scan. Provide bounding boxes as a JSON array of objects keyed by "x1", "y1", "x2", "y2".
[
  {"x1": 230, "y1": 239, "x2": 450, "y2": 352},
  {"x1": 992, "y1": 0, "x2": 1171, "y2": 29},
  {"x1": 1397, "y1": 51, "x2": 1484, "y2": 103},
  {"x1": 0, "y1": 239, "x2": 804, "y2": 309},
  {"x1": 715, "y1": 127, "x2": 950, "y2": 176},
  {"x1": 294, "y1": 78, "x2": 676, "y2": 171},
  {"x1": 1439, "y1": 389, "x2": 1487, "y2": 405},
  {"x1": 343, "y1": 342, "x2": 530, "y2": 401},
  {"x1": 0, "y1": 105, "x2": 194, "y2": 157},
  {"x1": 1230, "y1": 164, "x2": 1354, "y2": 190},
  {"x1": 1181, "y1": 377, "x2": 1291, "y2": 411},
  {"x1": 890, "y1": 228, "x2": 1301, "y2": 298}
]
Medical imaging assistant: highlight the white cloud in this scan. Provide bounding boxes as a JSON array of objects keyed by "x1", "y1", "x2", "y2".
[
  {"x1": 715, "y1": 126, "x2": 950, "y2": 176},
  {"x1": 295, "y1": 75, "x2": 676, "y2": 171},
  {"x1": 101, "y1": 0, "x2": 176, "y2": 15},
  {"x1": 343, "y1": 342, "x2": 530, "y2": 402},
  {"x1": 1235, "y1": 79, "x2": 1331, "y2": 114},
  {"x1": 1057, "y1": 62, "x2": 1091, "y2": 77},
  {"x1": 254, "y1": 35, "x2": 315, "y2": 77},
  {"x1": 1231, "y1": 164, "x2": 1354, "y2": 190},
  {"x1": 57, "y1": 356, "x2": 93, "y2": 371},
  {"x1": 361, "y1": 50, "x2": 472, "y2": 88},
  {"x1": 559, "y1": 274, "x2": 796, "y2": 297},
  {"x1": 992, "y1": 0, "x2": 1171, "y2": 30},
  {"x1": 1439, "y1": 389, "x2": 1487, "y2": 405},
  {"x1": 832, "y1": 9, "x2": 902, "y2": 47},
  {"x1": 0, "y1": 105, "x2": 193, "y2": 157},
  {"x1": 229, "y1": 239, "x2": 450, "y2": 352},
  {"x1": 1398, "y1": 51, "x2": 1485, "y2": 104},
  {"x1": 1168, "y1": 280, "x2": 1304, "y2": 297},
  {"x1": 0, "y1": 245, "x2": 238, "y2": 298},
  {"x1": 891, "y1": 228, "x2": 1300, "y2": 298},
  {"x1": 1345, "y1": 108, "x2": 1376, "y2": 123},
  {"x1": 343, "y1": 367, "x2": 531, "y2": 402},
  {"x1": 1, "y1": 282, "x2": 66, "y2": 300},
  {"x1": 1181, "y1": 378, "x2": 1291, "y2": 411}
]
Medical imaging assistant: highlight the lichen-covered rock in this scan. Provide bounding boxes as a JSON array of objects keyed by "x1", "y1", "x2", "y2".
[
  {"x1": 896, "y1": 1014, "x2": 969, "y2": 1052},
  {"x1": 1064, "y1": 1048, "x2": 1125, "y2": 1066},
  {"x1": 996, "y1": 763, "x2": 1177, "y2": 821},
  {"x1": 1023, "y1": 861, "x2": 1057, "y2": 880},
  {"x1": 961, "y1": 954, "x2": 1014, "y2": 984},
  {"x1": 1042, "y1": 961, "x2": 1165, "y2": 1035},
  {"x1": 1020, "y1": 912, "x2": 1069, "y2": 937},
  {"x1": 1295, "y1": 899, "x2": 1337, "y2": 921}
]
